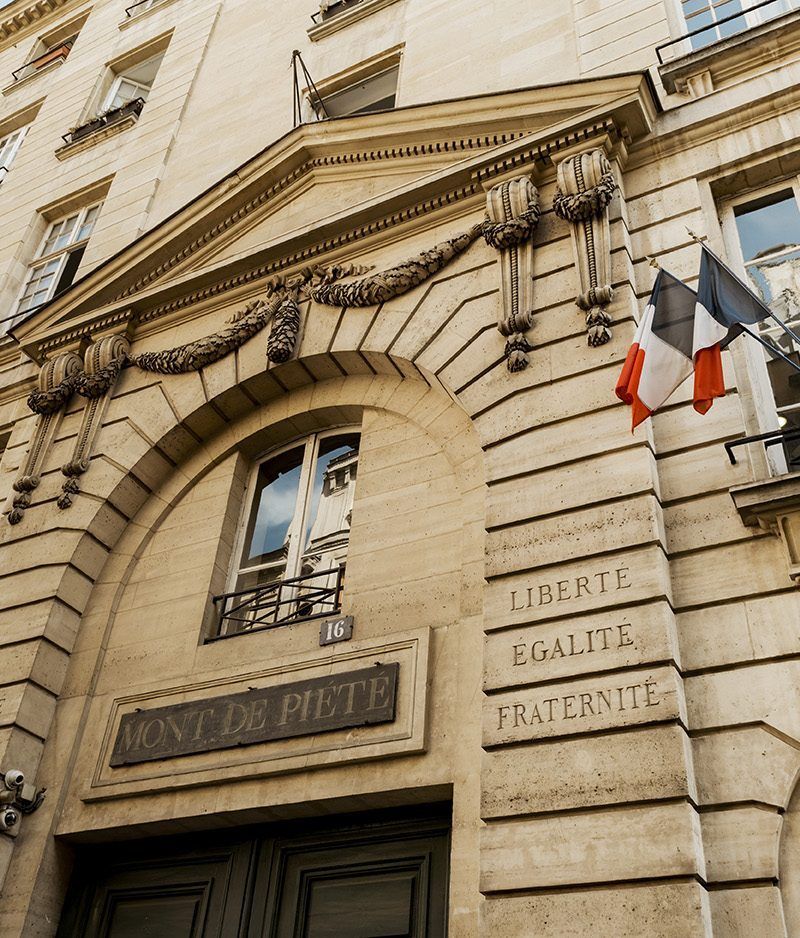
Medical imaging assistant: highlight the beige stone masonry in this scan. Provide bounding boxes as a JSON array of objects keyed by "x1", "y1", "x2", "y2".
[
  {"x1": 481, "y1": 802, "x2": 705, "y2": 891},
  {"x1": 484, "y1": 601, "x2": 677, "y2": 690},
  {"x1": 484, "y1": 665, "x2": 684, "y2": 747},
  {"x1": 482, "y1": 882, "x2": 710, "y2": 938},
  {"x1": 482, "y1": 723, "x2": 694, "y2": 817}
]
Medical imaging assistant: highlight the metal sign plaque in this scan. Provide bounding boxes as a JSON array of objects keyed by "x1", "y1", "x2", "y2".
[
  {"x1": 110, "y1": 663, "x2": 399, "y2": 766},
  {"x1": 319, "y1": 615, "x2": 354, "y2": 646}
]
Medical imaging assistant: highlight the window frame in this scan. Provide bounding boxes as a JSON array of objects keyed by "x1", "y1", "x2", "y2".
[
  {"x1": 721, "y1": 176, "x2": 800, "y2": 475},
  {"x1": 228, "y1": 426, "x2": 361, "y2": 596},
  {"x1": 101, "y1": 72, "x2": 152, "y2": 112},
  {"x1": 680, "y1": 0, "x2": 800, "y2": 46},
  {"x1": 0, "y1": 125, "x2": 28, "y2": 179},
  {"x1": 14, "y1": 201, "x2": 104, "y2": 319},
  {"x1": 312, "y1": 62, "x2": 400, "y2": 120}
]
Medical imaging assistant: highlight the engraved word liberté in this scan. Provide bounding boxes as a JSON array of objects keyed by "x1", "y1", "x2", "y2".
[
  {"x1": 110, "y1": 664, "x2": 398, "y2": 766},
  {"x1": 510, "y1": 566, "x2": 631, "y2": 611}
]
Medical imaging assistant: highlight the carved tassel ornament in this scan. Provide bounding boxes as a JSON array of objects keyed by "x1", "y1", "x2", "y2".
[
  {"x1": 554, "y1": 149, "x2": 617, "y2": 347},
  {"x1": 58, "y1": 335, "x2": 130, "y2": 509},
  {"x1": 482, "y1": 175, "x2": 541, "y2": 372},
  {"x1": 8, "y1": 351, "x2": 82, "y2": 524}
]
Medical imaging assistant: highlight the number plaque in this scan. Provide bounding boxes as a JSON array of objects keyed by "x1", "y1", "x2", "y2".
[{"x1": 320, "y1": 615, "x2": 354, "y2": 646}]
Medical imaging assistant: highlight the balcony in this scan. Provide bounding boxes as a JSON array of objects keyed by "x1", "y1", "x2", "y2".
[
  {"x1": 11, "y1": 38, "x2": 74, "y2": 84},
  {"x1": 59, "y1": 97, "x2": 144, "y2": 154},
  {"x1": 210, "y1": 565, "x2": 346, "y2": 640},
  {"x1": 658, "y1": 0, "x2": 800, "y2": 94}
]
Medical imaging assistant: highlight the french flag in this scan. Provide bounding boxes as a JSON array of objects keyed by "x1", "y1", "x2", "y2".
[{"x1": 616, "y1": 245, "x2": 772, "y2": 430}]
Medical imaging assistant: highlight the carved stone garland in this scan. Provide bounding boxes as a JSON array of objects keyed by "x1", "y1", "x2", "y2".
[
  {"x1": 482, "y1": 176, "x2": 541, "y2": 372},
  {"x1": 58, "y1": 335, "x2": 130, "y2": 509},
  {"x1": 554, "y1": 149, "x2": 617, "y2": 347},
  {"x1": 308, "y1": 226, "x2": 482, "y2": 307},
  {"x1": 9, "y1": 226, "x2": 496, "y2": 524},
  {"x1": 8, "y1": 352, "x2": 82, "y2": 524}
]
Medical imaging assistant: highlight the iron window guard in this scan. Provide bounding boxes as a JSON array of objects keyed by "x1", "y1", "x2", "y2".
[
  {"x1": 11, "y1": 39, "x2": 74, "y2": 82},
  {"x1": 310, "y1": 0, "x2": 367, "y2": 24},
  {"x1": 656, "y1": 0, "x2": 795, "y2": 63},
  {"x1": 211, "y1": 565, "x2": 346, "y2": 640},
  {"x1": 62, "y1": 97, "x2": 145, "y2": 145},
  {"x1": 724, "y1": 427, "x2": 800, "y2": 465}
]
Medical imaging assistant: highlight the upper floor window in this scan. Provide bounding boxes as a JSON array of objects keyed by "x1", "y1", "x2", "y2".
[
  {"x1": 0, "y1": 126, "x2": 28, "y2": 181},
  {"x1": 727, "y1": 186, "x2": 800, "y2": 470},
  {"x1": 15, "y1": 202, "x2": 103, "y2": 317},
  {"x1": 682, "y1": 0, "x2": 800, "y2": 49},
  {"x1": 126, "y1": 0, "x2": 163, "y2": 15},
  {"x1": 311, "y1": 56, "x2": 400, "y2": 120},
  {"x1": 101, "y1": 53, "x2": 162, "y2": 114},
  {"x1": 11, "y1": 15, "x2": 84, "y2": 84},
  {"x1": 317, "y1": 0, "x2": 367, "y2": 21},
  {"x1": 216, "y1": 430, "x2": 360, "y2": 636}
]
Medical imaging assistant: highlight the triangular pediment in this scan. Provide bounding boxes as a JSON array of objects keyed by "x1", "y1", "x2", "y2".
[{"x1": 11, "y1": 71, "x2": 657, "y2": 361}]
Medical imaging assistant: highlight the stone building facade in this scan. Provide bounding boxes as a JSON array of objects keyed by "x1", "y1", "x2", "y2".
[{"x1": 0, "y1": 0, "x2": 799, "y2": 934}]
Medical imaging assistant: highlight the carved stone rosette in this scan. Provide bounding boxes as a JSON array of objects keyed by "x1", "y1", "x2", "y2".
[
  {"x1": 58, "y1": 335, "x2": 130, "y2": 509},
  {"x1": 482, "y1": 176, "x2": 541, "y2": 372},
  {"x1": 8, "y1": 351, "x2": 82, "y2": 524},
  {"x1": 554, "y1": 149, "x2": 617, "y2": 347}
]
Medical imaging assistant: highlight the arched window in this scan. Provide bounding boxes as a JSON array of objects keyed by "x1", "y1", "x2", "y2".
[{"x1": 215, "y1": 430, "x2": 360, "y2": 637}]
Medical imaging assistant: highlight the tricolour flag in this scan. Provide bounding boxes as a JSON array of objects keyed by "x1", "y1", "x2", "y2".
[{"x1": 616, "y1": 244, "x2": 773, "y2": 430}]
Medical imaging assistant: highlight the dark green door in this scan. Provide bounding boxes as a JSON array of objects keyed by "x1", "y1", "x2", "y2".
[{"x1": 58, "y1": 808, "x2": 450, "y2": 938}]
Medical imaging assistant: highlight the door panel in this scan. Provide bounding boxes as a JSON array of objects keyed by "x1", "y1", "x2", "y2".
[
  {"x1": 255, "y1": 814, "x2": 450, "y2": 938},
  {"x1": 59, "y1": 809, "x2": 450, "y2": 938},
  {"x1": 57, "y1": 839, "x2": 254, "y2": 938}
]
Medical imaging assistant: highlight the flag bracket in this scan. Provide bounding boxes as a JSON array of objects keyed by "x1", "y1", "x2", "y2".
[{"x1": 724, "y1": 427, "x2": 800, "y2": 465}]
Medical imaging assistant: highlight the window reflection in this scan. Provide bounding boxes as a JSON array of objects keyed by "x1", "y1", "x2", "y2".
[
  {"x1": 734, "y1": 190, "x2": 800, "y2": 469},
  {"x1": 238, "y1": 445, "x2": 303, "y2": 587},
  {"x1": 227, "y1": 431, "x2": 360, "y2": 631}
]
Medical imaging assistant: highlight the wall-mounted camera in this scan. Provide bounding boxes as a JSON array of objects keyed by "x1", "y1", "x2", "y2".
[
  {"x1": 0, "y1": 808, "x2": 19, "y2": 835},
  {"x1": 0, "y1": 769, "x2": 45, "y2": 838}
]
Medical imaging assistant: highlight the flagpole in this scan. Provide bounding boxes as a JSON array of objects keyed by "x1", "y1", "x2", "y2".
[
  {"x1": 686, "y1": 227, "x2": 800, "y2": 349},
  {"x1": 738, "y1": 323, "x2": 800, "y2": 375}
]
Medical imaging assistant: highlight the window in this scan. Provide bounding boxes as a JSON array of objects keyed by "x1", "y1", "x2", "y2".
[
  {"x1": 0, "y1": 126, "x2": 27, "y2": 181},
  {"x1": 218, "y1": 430, "x2": 359, "y2": 634},
  {"x1": 126, "y1": 0, "x2": 162, "y2": 14},
  {"x1": 12, "y1": 26, "x2": 80, "y2": 83},
  {"x1": 15, "y1": 203, "x2": 103, "y2": 317},
  {"x1": 729, "y1": 187, "x2": 800, "y2": 470},
  {"x1": 681, "y1": 0, "x2": 799, "y2": 49},
  {"x1": 218, "y1": 430, "x2": 360, "y2": 635},
  {"x1": 313, "y1": 63, "x2": 399, "y2": 118},
  {"x1": 100, "y1": 56, "x2": 161, "y2": 113},
  {"x1": 317, "y1": 0, "x2": 368, "y2": 21}
]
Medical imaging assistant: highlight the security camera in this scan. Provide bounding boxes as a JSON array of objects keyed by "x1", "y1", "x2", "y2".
[
  {"x1": 0, "y1": 808, "x2": 19, "y2": 832},
  {"x1": 3, "y1": 770, "x2": 24, "y2": 790}
]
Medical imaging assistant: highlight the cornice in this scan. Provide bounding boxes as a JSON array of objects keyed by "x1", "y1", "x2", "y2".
[
  {"x1": 12, "y1": 72, "x2": 657, "y2": 359},
  {"x1": 0, "y1": 0, "x2": 72, "y2": 43},
  {"x1": 114, "y1": 131, "x2": 530, "y2": 302}
]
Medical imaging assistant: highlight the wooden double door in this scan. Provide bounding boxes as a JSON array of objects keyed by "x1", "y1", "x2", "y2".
[{"x1": 57, "y1": 806, "x2": 450, "y2": 938}]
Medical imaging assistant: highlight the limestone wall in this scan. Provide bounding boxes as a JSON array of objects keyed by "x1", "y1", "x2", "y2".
[{"x1": 0, "y1": 1, "x2": 799, "y2": 936}]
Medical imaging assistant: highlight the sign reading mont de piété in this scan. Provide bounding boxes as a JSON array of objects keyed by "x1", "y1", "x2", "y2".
[{"x1": 110, "y1": 663, "x2": 399, "y2": 766}]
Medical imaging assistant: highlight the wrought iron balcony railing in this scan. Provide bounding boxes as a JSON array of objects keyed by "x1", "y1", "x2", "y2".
[
  {"x1": 125, "y1": 0, "x2": 162, "y2": 17},
  {"x1": 12, "y1": 39, "x2": 74, "y2": 83},
  {"x1": 656, "y1": 0, "x2": 799, "y2": 63},
  {"x1": 725, "y1": 427, "x2": 800, "y2": 470},
  {"x1": 211, "y1": 565, "x2": 346, "y2": 639},
  {"x1": 62, "y1": 98, "x2": 145, "y2": 146}
]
